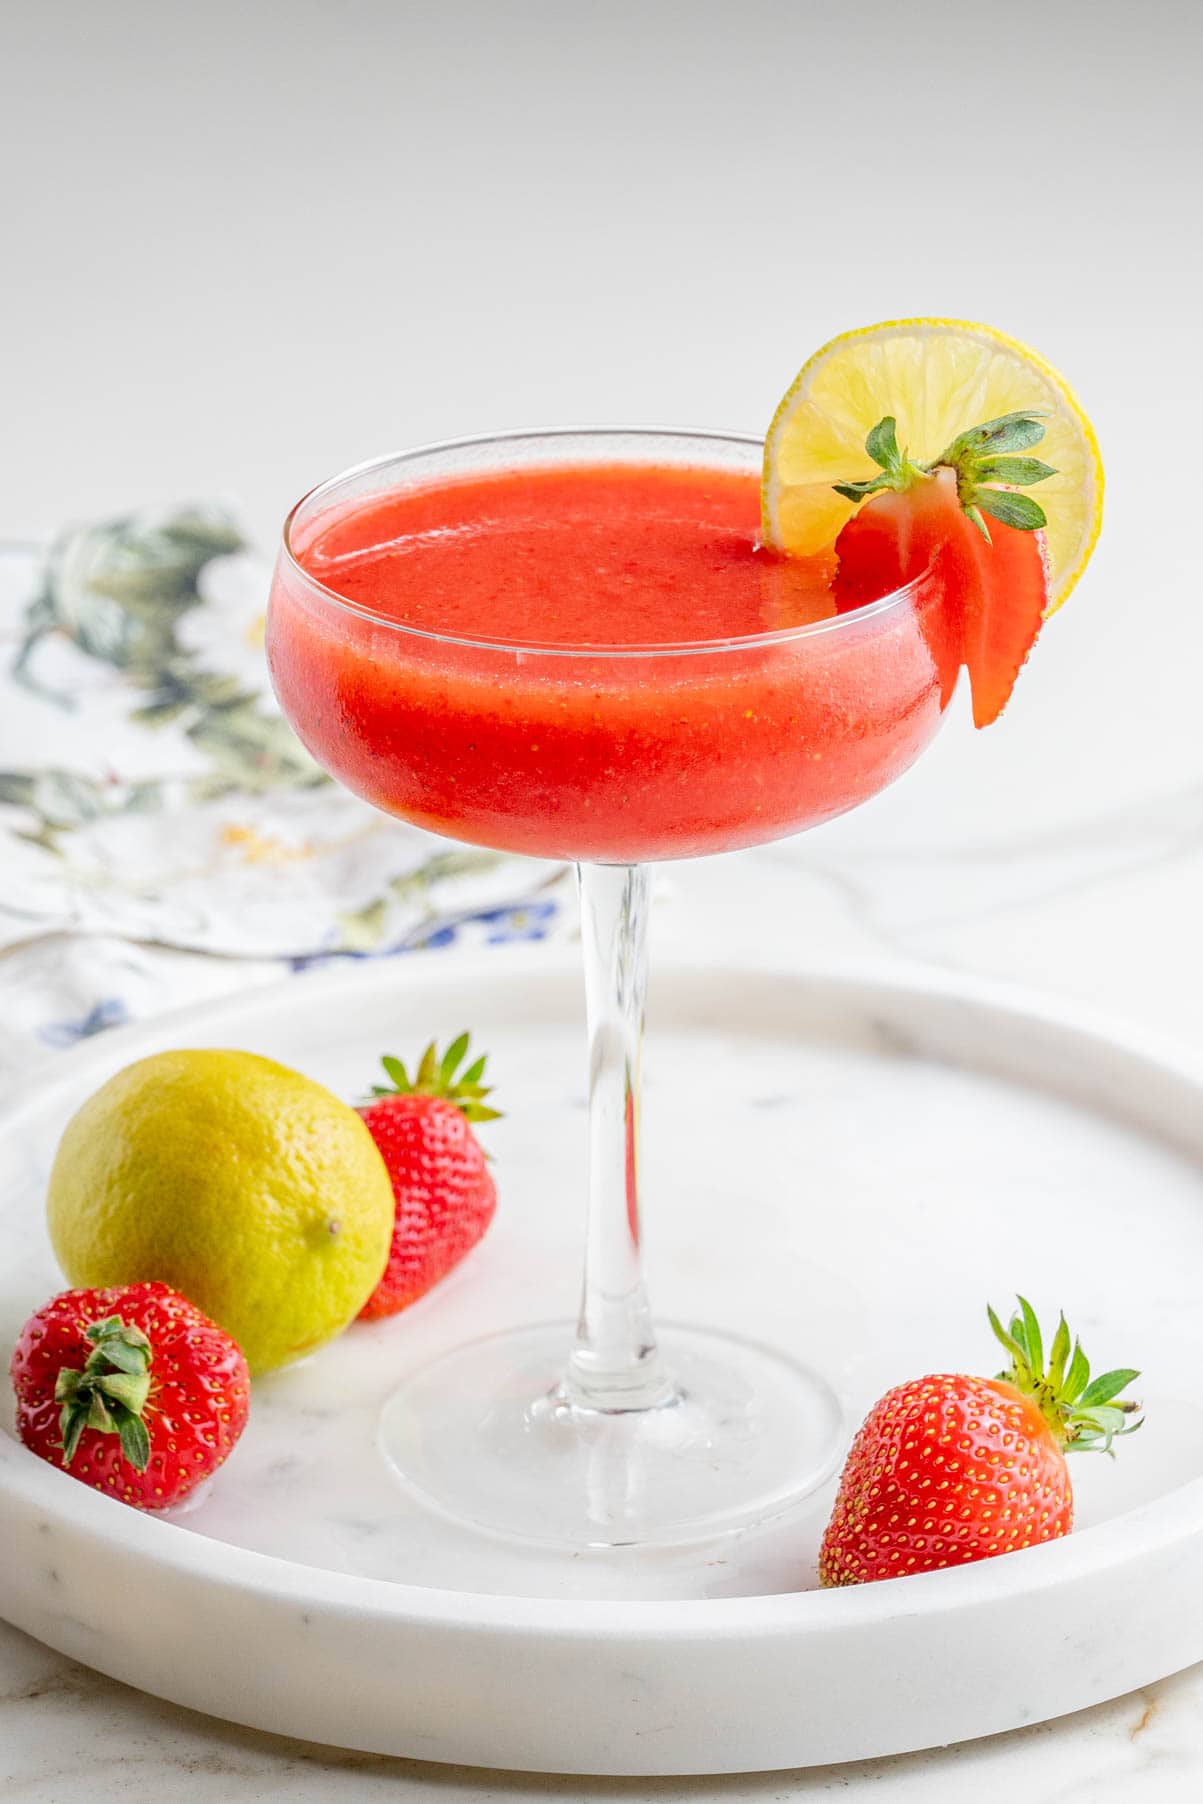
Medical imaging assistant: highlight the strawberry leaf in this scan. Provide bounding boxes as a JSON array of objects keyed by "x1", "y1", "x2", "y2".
[
  {"x1": 988, "y1": 1304, "x2": 1027, "y2": 1368},
  {"x1": 1064, "y1": 1341, "x2": 1091, "y2": 1402},
  {"x1": 84, "y1": 1316, "x2": 125, "y2": 1343},
  {"x1": 963, "y1": 503, "x2": 992, "y2": 543},
  {"x1": 54, "y1": 1367, "x2": 84, "y2": 1404},
  {"x1": 1079, "y1": 1368, "x2": 1141, "y2": 1409},
  {"x1": 439, "y1": 1032, "x2": 470, "y2": 1084},
  {"x1": 59, "y1": 1402, "x2": 89, "y2": 1466},
  {"x1": 90, "y1": 1336, "x2": 151, "y2": 1378},
  {"x1": 973, "y1": 456, "x2": 1057, "y2": 487},
  {"x1": 973, "y1": 488, "x2": 1048, "y2": 532},
  {"x1": 1086, "y1": 1405, "x2": 1131, "y2": 1435},
  {"x1": 95, "y1": 1370, "x2": 152, "y2": 1413},
  {"x1": 1016, "y1": 1296, "x2": 1043, "y2": 1378},
  {"x1": 115, "y1": 1407, "x2": 152, "y2": 1472},
  {"x1": 832, "y1": 416, "x2": 924, "y2": 504},
  {"x1": 1047, "y1": 1314, "x2": 1071, "y2": 1389},
  {"x1": 939, "y1": 411, "x2": 1049, "y2": 461},
  {"x1": 86, "y1": 1391, "x2": 115, "y2": 1433},
  {"x1": 865, "y1": 415, "x2": 902, "y2": 474},
  {"x1": 833, "y1": 477, "x2": 890, "y2": 502}
]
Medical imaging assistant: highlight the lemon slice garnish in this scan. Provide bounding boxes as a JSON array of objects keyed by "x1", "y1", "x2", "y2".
[{"x1": 761, "y1": 317, "x2": 1103, "y2": 611}]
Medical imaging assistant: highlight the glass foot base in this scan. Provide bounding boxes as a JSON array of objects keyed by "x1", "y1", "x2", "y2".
[{"x1": 378, "y1": 1320, "x2": 844, "y2": 1549}]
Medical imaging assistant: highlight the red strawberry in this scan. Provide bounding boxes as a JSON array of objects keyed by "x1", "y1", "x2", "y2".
[
  {"x1": 819, "y1": 1298, "x2": 1140, "y2": 1587},
  {"x1": 357, "y1": 1033, "x2": 499, "y2": 1319},
  {"x1": 10, "y1": 1282, "x2": 250, "y2": 1511},
  {"x1": 831, "y1": 413, "x2": 1053, "y2": 726}
]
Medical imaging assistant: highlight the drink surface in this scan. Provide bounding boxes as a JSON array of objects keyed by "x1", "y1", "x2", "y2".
[
  {"x1": 269, "y1": 461, "x2": 957, "y2": 862},
  {"x1": 293, "y1": 465, "x2": 837, "y2": 646}
]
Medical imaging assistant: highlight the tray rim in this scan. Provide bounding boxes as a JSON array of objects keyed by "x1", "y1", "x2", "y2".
[{"x1": 2, "y1": 943, "x2": 1202, "y2": 1644}]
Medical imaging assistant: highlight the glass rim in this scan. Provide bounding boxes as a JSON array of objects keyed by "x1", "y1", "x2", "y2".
[{"x1": 278, "y1": 426, "x2": 931, "y2": 659}]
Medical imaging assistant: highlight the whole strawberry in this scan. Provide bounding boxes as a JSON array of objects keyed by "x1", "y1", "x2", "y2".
[
  {"x1": 11, "y1": 1281, "x2": 250, "y2": 1511},
  {"x1": 819, "y1": 1298, "x2": 1140, "y2": 1587},
  {"x1": 357, "y1": 1033, "x2": 499, "y2": 1319}
]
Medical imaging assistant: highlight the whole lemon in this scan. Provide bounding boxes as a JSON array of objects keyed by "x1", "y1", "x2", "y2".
[{"x1": 46, "y1": 1049, "x2": 394, "y2": 1373}]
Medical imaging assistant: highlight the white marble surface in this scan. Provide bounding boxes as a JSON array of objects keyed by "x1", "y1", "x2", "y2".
[{"x1": 4, "y1": 0, "x2": 1203, "y2": 1794}]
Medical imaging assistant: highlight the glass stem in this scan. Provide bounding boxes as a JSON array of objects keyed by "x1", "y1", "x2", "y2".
[{"x1": 563, "y1": 863, "x2": 673, "y2": 1413}]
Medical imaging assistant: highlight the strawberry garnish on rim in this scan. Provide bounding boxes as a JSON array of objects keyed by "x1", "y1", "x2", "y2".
[
  {"x1": 819, "y1": 1297, "x2": 1141, "y2": 1587},
  {"x1": 831, "y1": 410, "x2": 1056, "y2": 727},
  {"x1": 760, "y1": 318, "x2": 1103, "y2": 729},
  {"x1": 357, "y1": 1033, "x2": 500, "y2": 1320}
]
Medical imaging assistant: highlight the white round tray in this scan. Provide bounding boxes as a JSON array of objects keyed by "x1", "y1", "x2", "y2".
[{"x1": 2, "y1": 948, "x2": 1202, "y2": 1775}]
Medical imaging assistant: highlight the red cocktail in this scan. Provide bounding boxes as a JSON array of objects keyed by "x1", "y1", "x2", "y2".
[
  {"x1": 271, "y1": 442, "x2": 955, "y2": 865},
  {"x1": 267, "y1": 430, "x2": 955, "y2": 1548}
]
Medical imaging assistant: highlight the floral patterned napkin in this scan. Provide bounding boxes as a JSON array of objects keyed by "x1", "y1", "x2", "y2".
[{"x1": 0, "y1": 508, "x2": 567, "y2": 1079}]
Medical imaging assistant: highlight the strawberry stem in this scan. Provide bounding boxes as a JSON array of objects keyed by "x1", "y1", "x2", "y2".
[
  {"x1": 55, "y1": 1315, "x2": 153, "y2": 1471},
  {"x1": 833, "y1": 410, "x2": 1057, "y2": 545},
  {"x1": 988, "y1": 1296, "x2": 1141, "y2": 1454},
  {"x1": 368, "y1": 1033, "x2": 502, "y2": 1123}
]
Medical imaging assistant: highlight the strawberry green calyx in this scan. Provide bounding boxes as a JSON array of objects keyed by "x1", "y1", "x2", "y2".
[
  {"x1": 833, "y1": 411, "x2": 1058, "y2": 544},
  {"x1": 988, "y1": 1295, "x2": 1142, "y2": 1454},
  {"x1": 55, "y1": 1315, "x2": 153, "y2": 1471},
  {"x1": 369, "y1": 1032, "x2": 502, "y2": 1123}
]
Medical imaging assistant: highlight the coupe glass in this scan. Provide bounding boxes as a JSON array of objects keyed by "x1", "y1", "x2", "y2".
[{"x1": 267, "y1": 429, "x2": 955, "y2": 1548}]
